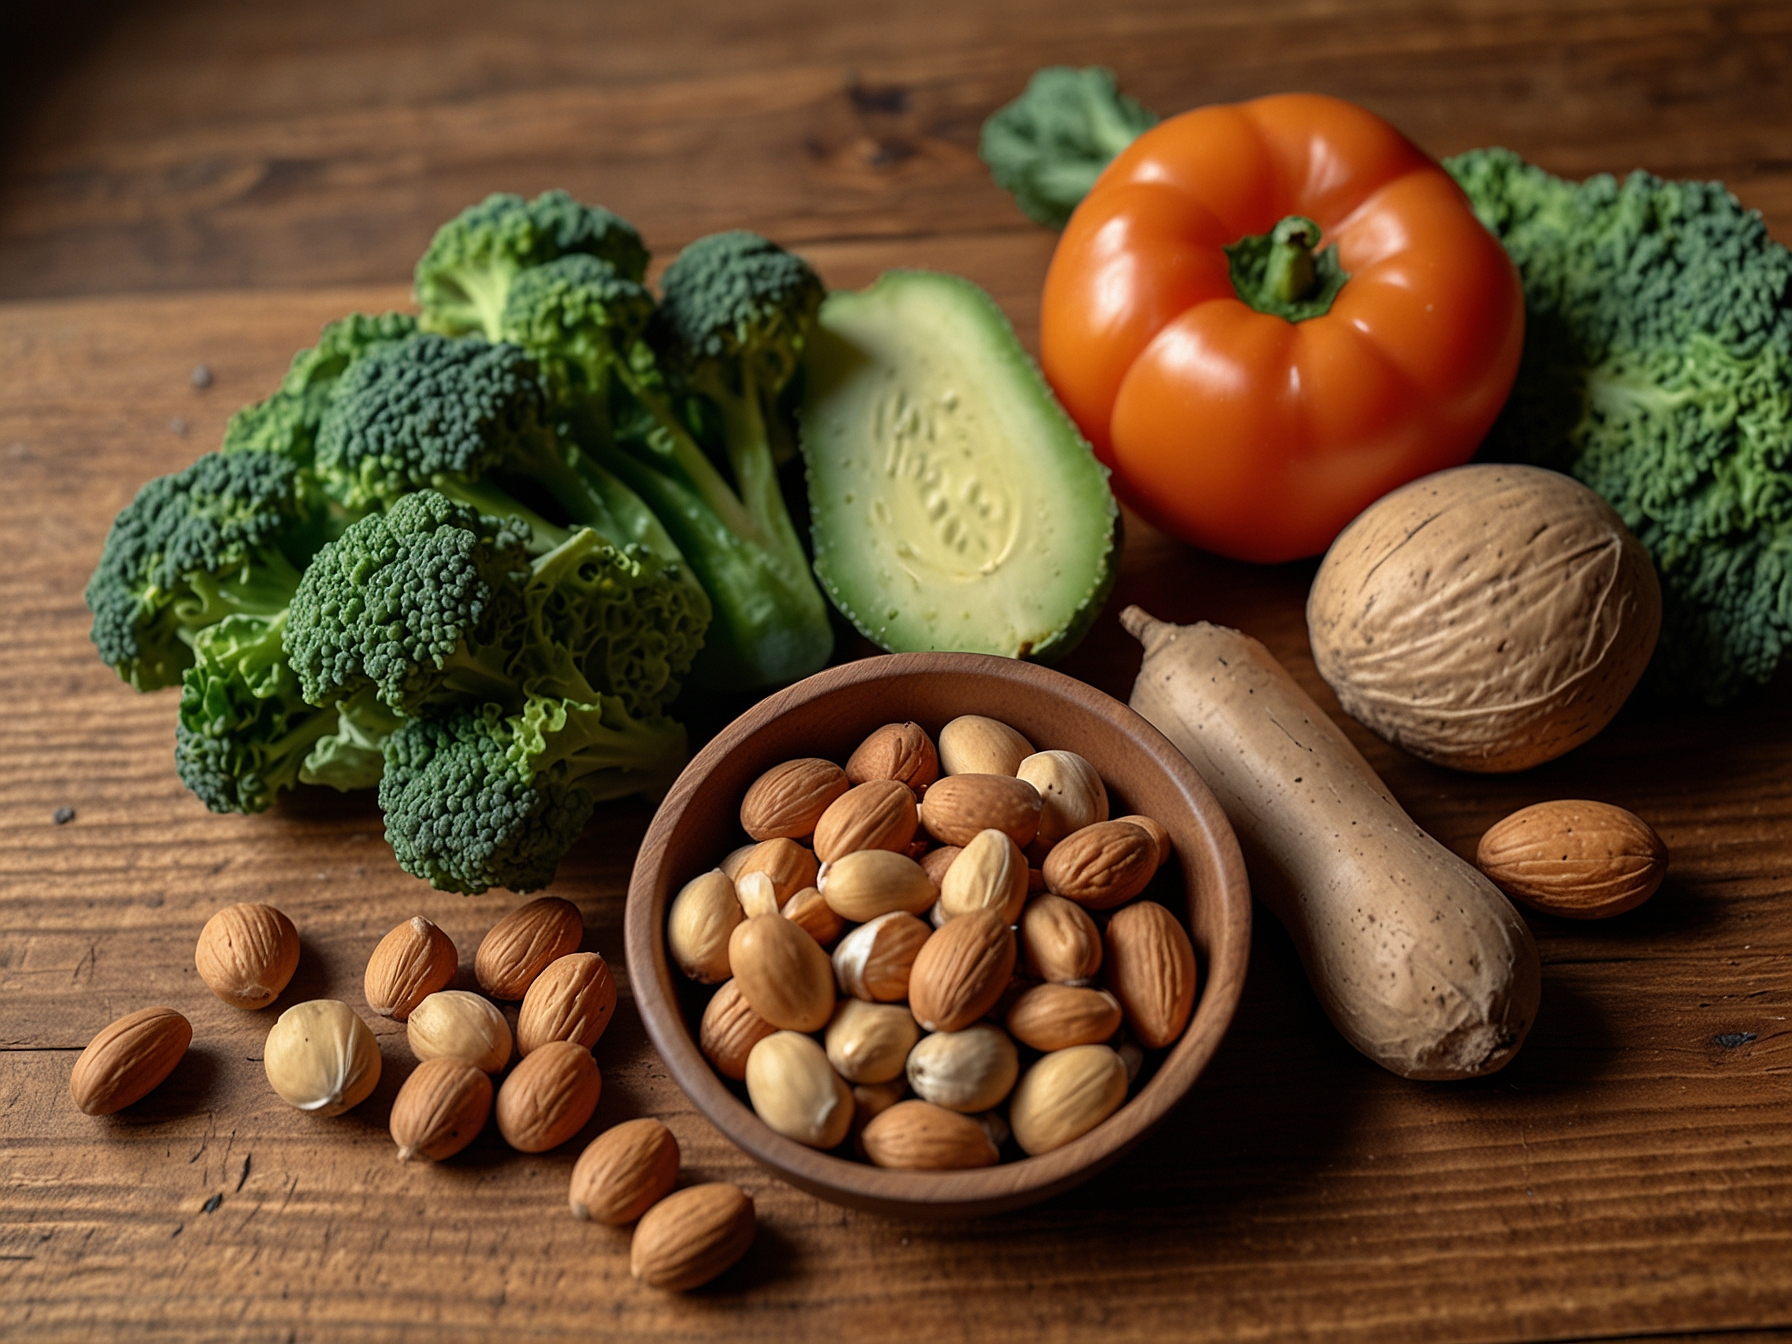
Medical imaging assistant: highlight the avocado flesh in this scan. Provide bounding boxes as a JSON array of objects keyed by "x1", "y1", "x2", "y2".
[{"x1": 800, "y1": 270, "x2": 1119, "y2": 662}]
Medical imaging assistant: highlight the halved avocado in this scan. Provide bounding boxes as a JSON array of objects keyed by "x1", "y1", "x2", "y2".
[{"x1": 800, "y1": 270, "x2": 1119, "y2": 662}]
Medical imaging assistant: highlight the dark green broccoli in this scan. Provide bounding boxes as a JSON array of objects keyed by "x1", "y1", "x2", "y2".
[
  {"x1": 84, "y1": 450, "x2": 323, "y2": 691},
  {"x1": 1447, "y1": 148, "x2": 1792, "y2": 702},
  {"x1": 415, "y1": 190, "x2": 650, "y2": 340},
  {"x1": 222, "y1": 311, "x2": 418, "y2": 466},
  {"x1": 493, "y1": 245, "x2": 831, "y2": 687},
  {"x1": 379, "y1": 692, "x2": 686, "y2": 895},
  {"x1": 979, "y1": 66, "x2": 1158, "y2": 229}
]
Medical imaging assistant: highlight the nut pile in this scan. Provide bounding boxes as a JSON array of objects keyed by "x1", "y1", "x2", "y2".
[{"x1": 669, "y1": 715, "x2": 1200, "y2": 1168}]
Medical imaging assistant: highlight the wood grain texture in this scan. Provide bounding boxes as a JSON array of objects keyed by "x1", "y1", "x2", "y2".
[{"x1": 4, "y1": 1, "x2": 1792, "y2": 1339}]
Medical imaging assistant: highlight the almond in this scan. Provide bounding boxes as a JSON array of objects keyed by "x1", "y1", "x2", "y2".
[
  {"x1": 745, "y1": 1030, "x2": 853, "y2": 1149},
  {"x1": 517, "y1": 952, "x2": 617, "y2": 1055},
  {"x1": 846, "y1": 722, "x2": 940, "y2": 789},
  {"x1": 818, "y1": 848, "x2": 935, "y2": 922},
  {"x1": 782, "y1": 886, "x2": 845, "y2": 947},
  {"x1": 861, "y1": 1100, "x2": 999, "y2": 1170},
  {"x1": 668, "y1": 870, "x2": 743, "y2": 982},
  {"x1": 194, "y1": 903, "x2": 299, "y2": 1010},
  {"x1": 495, "y1": 1039, "x2": 601, "y2": 1152},
  {"x1": 1009, "y1": 1044, "x2": 1129, "y2": 1155},
  {"x1": 905, "y1": 1023, "x2": 1019, "y2": 1112},
  {"x1": 569, "y1": 1117, "x2": 680, "y2": 1225},
  {"x1": 719, "y1": 842, "x2": 758, "y2": 881},
  {"x1": 1103, "y1": 901, "x2": 1197, "y2": 1049},
  {"x1": 938, "y1": 715, "x2": 1034, "y2": 777},
  {"x1": 907, "y1": 909, "x2": 1016, "y2": 1033},
  {"x1": 630, "y1": 1183, "x2": 755, "y2": 1291},
  {"x1": 734, "y1": 837, "x2": 819, "y2": 907},
  {"x1": 918, "y1": 845, "x2": 962, "y2": 892},
  {"x1": 389, "y1": 1057, "x2": 491, "y2": 1162},
  {"x1": 1006, "y1": 983, "x2": 1123, "y2": 1052},
  {"x1": 919, "y1": 773, "x2": 1043, "y2": 849},
  {"x1": 1017, "y1": 750, "x2": 1109, "y2": 848},
  {"x1": 812, "y1": 779, "x2": 919, "y2": 862},
  {"x1": 1116, "y1": 813, "x2": 1172, "y2": 868},
  {"x1": 728, "y1": 916, "x2": 834, "y2": 1032},
  {"x1": 476, "y1": 897, "x2": 583, "y2": 1000},
  {"x1": 407, "y1": 990, "x2": 512, "y2": 1073},
  {"x1": 69, "y1": 1007, "x2": 190, "y2": 1116},
  {"x1": 699, "y1": 980, "x2": 777, "y2": 1080},
  {"x1": 364, "y1": 916, "x2": 457, "y2": 1020},
  {"x1": 938, "y1": 827, "x2": 1028, "y2": 924},
  {"x1": 264, "y1": 999, "x2": 382, "y2": 1117},
  {"x1": 734, "y1": 871, "x2": 780, "y2": 919},
  {"x1": 1019, "y1": 895, "x2": 1103, "y2": 983},
  {"x1": 850, "y1": 1079, "x2": 909, "y2": 1150},
  {"x1": 1477, "y1": 799, "x2": 1668, "y2": 919},
  {"x1": 824, "y1": 999, "x2": 919, "y2": 1085},
  {"x1": 831, "y1": 911, "x2": 931, "y2": 1002},
  {"x1": 1043, "y1": 820, "x2": 1159, "y2": 910},
  {"x1": 740, "y1": 758, "x2": 848, "y2": 840}
]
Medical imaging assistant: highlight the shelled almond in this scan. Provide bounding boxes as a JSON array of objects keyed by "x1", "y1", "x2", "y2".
[{"x1": 667, "y1": 714, "x2": 1200, "y2": 1174}]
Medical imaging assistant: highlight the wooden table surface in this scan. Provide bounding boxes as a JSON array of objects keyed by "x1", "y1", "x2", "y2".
[{"x1": 5, "y1": 2, "x2": 1792, "y2": 1340}]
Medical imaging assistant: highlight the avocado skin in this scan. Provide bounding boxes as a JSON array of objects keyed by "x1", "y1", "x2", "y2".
[{"x1": 799, "y1": 270, "x2": 1120, "y2": 664}]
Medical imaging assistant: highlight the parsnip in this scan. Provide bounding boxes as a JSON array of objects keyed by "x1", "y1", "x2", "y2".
[{"x1": 1122, "y1": 607, "x2": 1539, "y2": 1080}]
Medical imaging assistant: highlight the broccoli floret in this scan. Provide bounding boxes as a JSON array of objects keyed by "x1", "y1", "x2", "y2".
[
  {"x1": 379, "y1": 693, "x2": 686, "y2": 894},
  {"x1": 979, "y1": 66, "x2": 1158, "y2": 229},
  {"x1": 85, "y1": 450, "x2": 319, "y2": 691},
  {"x1": 1447, "y1": 148, "x2": 1792, "y2": 703},
  {"x1": 175, "y1": 612, "x2": 338, "y2": 813},
  {"x1": 415, "y1": 190, "x2": 650, "y2": 340},
  {"x1": 222, "y1": 312, "x2": 418, "y2": 466}
]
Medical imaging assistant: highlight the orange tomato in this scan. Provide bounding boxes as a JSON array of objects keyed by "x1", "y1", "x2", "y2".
[{"x1": 1041, "y1": 94, "x2": 1524, "y2": 563}]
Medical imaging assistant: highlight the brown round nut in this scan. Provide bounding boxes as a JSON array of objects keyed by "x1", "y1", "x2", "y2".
[
  {"x1": 1115, "y1": 814, "x2": 1172, "y2": 869},
  {"x1": 861, "y1": 1100, "x2": 999, "y2": 1170},
  {"x1": 728, "y1": 916, "x2": 834, "y2": 1032},
  {"x1": 846, "y1": 722, "x2": 940, "y2": 790},
  {"x1": 1103, "y1": 901, "x2": 1198, "y2": 1049},
  {"x1": 1043, "y1": 820, "x2": 1160, "y2": 910},
  {"x1": 907, "y1": 909, "x2": 1017, "y2": 1033},
  {"x1": 1006, "y1": 983, "x2": 1124, "y2": 1052},
  {"x1": 630, "y1": 1183, "x2": 755, "y2": 1291},
  {"x1": 476, "y1": 897, "x2": 583, "y2": 1000},
  {"x1": 495, "y1": 1040, "x2": 601, "y2": 1152},
  {"x1": 831, "y1": 911, "x2": 931, "y2": 1002},
  {"x1": 824, "y1": 999, "x2": 920, "y2": 1085},
  {"x1": 746, "y1": 1031, "x2": 853, "y2": 1149},
  {"x1": 938, "y1": 828, "x2": 1028, "y2": 925},
  {"x1": 919, "y1": 773, "x2": 1043, "y2": 849},
  {"x1": 668, "y1": 870, "x2": 742, "y2": 983},
  {"x1": 264, "y1": 1000, "x2": 382, "y2": 1117},
  {"x1": 1009, "y1": 1044, "x2": 1129, "y2": 1155},
  {"x1": 813, "y1": 779, "x2": 920, "y2": 862},
  {"x1": 734, "y1": 837, "x2": 820, "y2": 908},
  {"x1": 1019, "y1": 895, "x2": 1103, "y2": 983},
  {"x1": 364, "y1": 916, "x2": 457, "y2": 1021},
  {"x1": 195, "y1": 903, "x2": 300, "y2": 1010},
  {"x1": 699, "y1": 979, "x2": 777, "y2": 1080},
  {"x1": 569, "y1": 1117, "x2": 681, "y2": 1225},
  {"x1": 69, "y1": 1007, "x2": 191, "y2": 1116},
  {"x1": 740, "y1": 758, "x2": 849, "y2": 840},
  {"x1": 390, "y1": 1057, "x2": 491, "y2": 1162},
  {"x1": 407, "y1": 990, "x2": 512, "y2": 1074},
  {"x1": 781, "y1": 886, "x2": 846, "y2": 947},
  {"x1": 818, "y1": 848, "x2": 936, "y2": 922},
  {"x1": 1016, "y1": 750, "x2": 1109, "y2": 849},
  {"x1": 1477, "y1": 800, "x2": 1668, "y2": 919},
  {"x1": 918, "y1": 845, "x2": 962, "y2": 892},
  {"x1": 517, "y1": 952, "x2": 617, "y2": 1055},
  {"x1": 938, "y1": 715, "x2": 1035, "y2": 777}
]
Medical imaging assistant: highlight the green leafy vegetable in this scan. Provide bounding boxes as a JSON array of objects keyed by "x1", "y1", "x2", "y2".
[{"x1": 978, "y1": 66, "x2": 1157, "y2": 229}]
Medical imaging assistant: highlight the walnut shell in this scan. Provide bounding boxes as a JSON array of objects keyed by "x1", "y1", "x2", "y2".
[{"x1": 1308, "y1": 464, "x2": 1660, "y2": 772}]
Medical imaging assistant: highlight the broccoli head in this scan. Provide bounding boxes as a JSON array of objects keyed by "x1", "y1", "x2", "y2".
[
  {"x1": 379, "y1": 693, "x2": 686, "y2": 894},
  {"x1": 499, "y1": 253, "x2": 658, "y2": 436},
  {"x1": 979, "y1": 66, "x2": 1159, "y2": 229},
  {"x1": 85, "y1": 450, "x2": 318, "y2": 691},
  {"x1": 415, "y1": 190, "x2": 650, "y2": 340},
  {"x1": 222, "y1": 311, "x2": 418, "y2": 466},
  {"x1": 1447, "y1": 148, "x2": 1792, "y2": 702},
  {"x1": 655, "y1": 230, "x2": 826, "y2": 398}
]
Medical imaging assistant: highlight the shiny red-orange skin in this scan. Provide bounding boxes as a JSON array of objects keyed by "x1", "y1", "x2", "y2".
[{"x1": 1041, "y1": 94, "x2": 1524, "y2": 563}]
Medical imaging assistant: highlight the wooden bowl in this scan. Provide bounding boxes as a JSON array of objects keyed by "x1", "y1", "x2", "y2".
[{"x1": 624, "y1": 652, "x2": 1251, "y2": 1219}]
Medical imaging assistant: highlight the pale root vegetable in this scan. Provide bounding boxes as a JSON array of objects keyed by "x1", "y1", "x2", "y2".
[
  {"x1": 1306, "y1": 464, "x2": 1660, "y2": 773},
  {"x1": 1122, "y1": 608, "x2": 1540, "y2": 1080}
]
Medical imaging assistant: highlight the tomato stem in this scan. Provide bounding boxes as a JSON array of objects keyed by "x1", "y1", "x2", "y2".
[{"x1": 1225, "y1": 214, "x2": 1350, "y2": 322}]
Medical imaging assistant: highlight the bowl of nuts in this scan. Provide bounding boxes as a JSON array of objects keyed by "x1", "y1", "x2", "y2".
[{"x1": 624, "y1": 652, "x2": 1251, "y2": 1218}]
